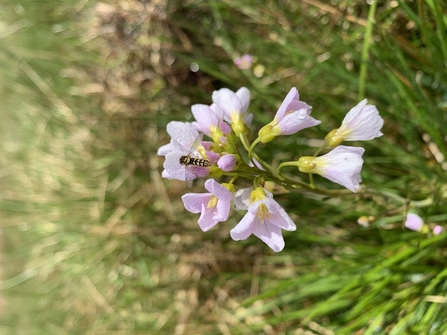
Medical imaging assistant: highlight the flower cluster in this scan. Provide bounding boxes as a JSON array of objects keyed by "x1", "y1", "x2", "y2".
[{"x1": 158, "y1": 87, "x2": 384, "y2": 251}]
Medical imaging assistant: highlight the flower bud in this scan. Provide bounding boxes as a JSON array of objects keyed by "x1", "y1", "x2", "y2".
[{"x1": 217, "y1": 154, "x2": 239, "y2": 172}]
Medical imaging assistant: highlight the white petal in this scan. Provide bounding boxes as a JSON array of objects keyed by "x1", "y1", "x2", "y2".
[
  {"x1": 230, "y1": 212, "x2": 257, "y2": 240},
  {"x1": 166, "y1": 121, "x2": 199, "y2": 151},
  {"x1": 235, "y1": 87, "x2": 250, "y2": 113},
  {"x1": 252, "y1": 221, "x2": 285, "y2": 252},
  {"x1": 182, "y1": 193, "x2": 211, "y2": 213}
]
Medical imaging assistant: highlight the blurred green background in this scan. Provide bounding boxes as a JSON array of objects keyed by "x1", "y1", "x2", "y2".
[{"x1": 1, "y1": 0, "x2": 447, "y2": 334}]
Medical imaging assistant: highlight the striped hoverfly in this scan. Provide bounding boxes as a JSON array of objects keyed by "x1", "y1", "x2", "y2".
[{"x1": 179, "y1": 133, "x2": 211, "y2": 187}]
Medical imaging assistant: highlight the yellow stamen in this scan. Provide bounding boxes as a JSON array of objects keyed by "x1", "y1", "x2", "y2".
[
  {"x1": 257, "y1": 204, "x2": 270, "y2": 223},
  {"x1": 207, "y1": 195, "x2": 218, "y2": 208}
]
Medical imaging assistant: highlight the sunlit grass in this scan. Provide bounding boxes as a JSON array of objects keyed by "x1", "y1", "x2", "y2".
[{"x1": 1, "y1": 0, "x2": 447, "y2": 334}]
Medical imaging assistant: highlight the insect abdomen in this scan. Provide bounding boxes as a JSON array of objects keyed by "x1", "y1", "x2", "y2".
[
  {"x1": 190, "y1": 157, "x2": 211, "y2": 167},
  {"x1": 179, "y1": 156, "x2": 211, "y2": 167}
]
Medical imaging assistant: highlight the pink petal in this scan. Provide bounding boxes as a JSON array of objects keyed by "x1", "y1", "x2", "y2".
[
  {"x1": 204, "y1": 179, "x2": 233, "y2": 201},
  {"x1": 267, "y1": 207, "x2": 296, "y2": 231},
  {"x1": 198, "y1": 203, "x2": 219, "y2": 231},
  {"x1": 164, "y1": 151, "x2": 187, "y2": 181},
  {"x1": 182, "y1": 193, "x2": 212, "y2": 213},
  {"x1": 275, "y1": 87, "x2": 300, "y2": 120},
  {"x1": 212, "y1": 88, "x2": 243, "y2": 117},
  {"x1": 215, "y1": 198, "x2": 231, "y2": 222},
  {"x1": 252, "y1": 221, "x2": 285, "y2": 252},
  {"x1": 157, "y1": 142, "x2": 173, "y2": 156},
  {"x1": 166, "y1": 121, "x2": 199, "y2": 150},
  {"x1": 433, "y1": 225, "x2": 443, "y2": 235},
  {"x1": 277, "y1": 109, "x2": 321, "y2": 135},
  {"x1": 191, "y1": 104, "x2": 221, "y2": 134},
  {"x1": 404, "y1": 213, "x2": 423, "y2": 231},
  {"x1": 233, "y1": 187, "x2": 252, "y2": 210},
  {"x1": 317, "y1": 146, "x2": 365, "y2": 192},
  {"x1": 341, "y1": 99, "x2": 384, "y2": 141},
  {"x1": 230, "y1": 212, "x2": 256, "y2": 240},
  {"x1": 235, "y1": 87, "x2": 250, "y2": 113}
]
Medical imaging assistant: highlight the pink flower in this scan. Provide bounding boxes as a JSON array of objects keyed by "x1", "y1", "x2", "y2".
[
  {"x1": 297, "y1": 146, "x2": 365, "y2": 192},
  {"x1": 258, "y1": 88, "x2": 320, "y2": 143},
  {"x1": 326, "y1": 99, "x2": 383, "y2": 146},
  {"x1": 230, "y1": 187, "x2": 296, "y2": 252},
  {"x1": 212, "y1": 87, "x2": 250, "y2": 136},
  {"x1": 234, "y1": 54, "x2": 253, "y2": 70},
  {"x1": 404, "y1": 213, "x2": 424, "y2": 232},
  {"x1": 433, "y1": 225, "x2": 443, "y2": 235},
  {"x1": 182, "y1": 179, "x2": 233, "y2": 231},
  {"x1": 357, "y1": 216, "x2": 370, "y2": 227}
]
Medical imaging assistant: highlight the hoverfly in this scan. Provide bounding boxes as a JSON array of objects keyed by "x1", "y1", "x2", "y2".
[{"x1": 179, "y1": 133, "x2": 212, "y2": 187}]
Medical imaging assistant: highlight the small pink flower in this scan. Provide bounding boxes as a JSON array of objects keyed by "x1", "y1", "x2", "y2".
[
  {"x1": 182, "y1": 179, "x2": 233, "y2": 231},
  {"x1": 234, "y1": 54, "x2": 253, "y2": 70},
  {"x1": 230, "y1": 187, "x2": 296, "y2": 252},
  {"x1": 212, "y1": 87, "x2": 250, "y2": 119},
  {"x1": 404, "y1": 213, "x2": 424, "y2": 232},
  {"x1": 326, "y1": 99, "x2": 384, "y2": 146},
  {"x1": 212, "y1": 87, "x2": 250, "y2": 135},
  {"x1": 258, "y1": 87, "x2": 320, "y2": 143},
  {"x1": 433, "y1": 225, "x2": 443, "y2": 235},
  {"x1": 357, "y1": 216, "x2": 370, "y2": 227},
  {"x1": 297, "y1": 146, "x2": 365, "y2": 192}
]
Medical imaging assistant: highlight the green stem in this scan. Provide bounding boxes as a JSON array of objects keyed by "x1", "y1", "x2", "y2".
[
  {"x1": 313, "y1": 142, "x2": 329, "y2": 157},
  {"x1": 309, "y1": 173, "x2": 315, "y2": 188},
  {"x1": 248, "y1": 137, "x2": 262, "y2": 161},
  {"x1": 358, "y1": 0, "x2": 377, "y2": 100}
]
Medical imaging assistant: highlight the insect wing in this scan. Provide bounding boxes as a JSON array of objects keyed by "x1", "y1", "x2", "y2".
[{"x1": 188, "y1": 133, "x2": 204, "y2": 155}]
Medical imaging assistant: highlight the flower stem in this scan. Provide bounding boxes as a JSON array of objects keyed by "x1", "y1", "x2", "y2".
[{"x1": 313, "y1": 142, "x2": 329, "y2": 157}]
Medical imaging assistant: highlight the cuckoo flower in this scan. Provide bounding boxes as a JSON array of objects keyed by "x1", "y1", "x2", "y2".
[
  {"x1": 257, "y1": 87, "x2": 320, "y2": 143},
  {"x1": 297, "y1": 146, "x2": 365, "y2": 192},
  {"x1": 182, "y1": 179, "x2": 234, "y2": 231},
  {"x1": 326, "y1": 99, "x2": 384, "y2": 147},
  {"x1": 212, "y1": 87, "x2": 250, "y2": 136},
  {"x1": 230, "y1": 187, "x2": 296, "y2": 252},
  {"x1": 433, "y1": 225, "x2": 443, "y2": 235},
  {"x1": 404, "y1": 213, "x2": 424, "y2": 232},
  {"x1": 234, "y1": 54, "x2": 253, "y2": 70}
]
